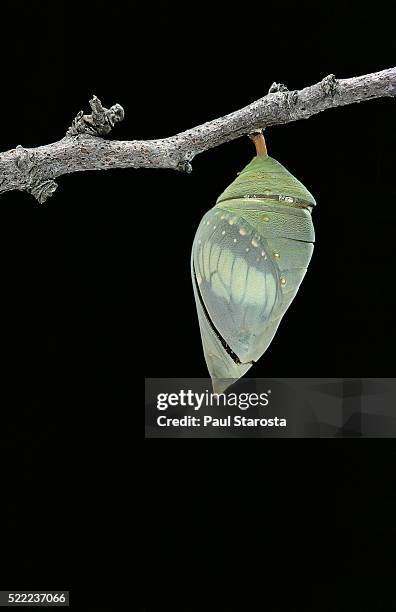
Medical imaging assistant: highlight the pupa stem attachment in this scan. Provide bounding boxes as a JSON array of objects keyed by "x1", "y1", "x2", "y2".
[{"x1": 249, "y1": 130, "x2": 268, "y2": 157}]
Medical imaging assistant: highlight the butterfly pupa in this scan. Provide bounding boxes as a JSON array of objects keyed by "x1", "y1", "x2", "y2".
[{"x1": 191, "y1": 132, "x2": 316, "y2": 393}]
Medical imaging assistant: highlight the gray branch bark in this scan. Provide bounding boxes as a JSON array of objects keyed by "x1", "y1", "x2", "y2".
[{"x1": 1, "y1": 67, "x2": 395, "y2": 203}]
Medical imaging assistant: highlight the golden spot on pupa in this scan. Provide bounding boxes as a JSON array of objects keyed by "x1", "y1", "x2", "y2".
[
  {"x1": 263, "y1": 216, "x2": 270, "y2": 222},
  {"x1": 229, "y1": 217, "x2": 237, "y2": 225},
  {"x1": 274, "y1": 252, "x2": 280, "y2": 259},
  {"x1": 280, "y1": 277, "x2": 287, "y2": 286},
  {"x1": 239, "y1": 228, "x2": 247, "y2": 236},
  {"x1": 251, "y1": 239, "x2": 259, "y2": 248}
]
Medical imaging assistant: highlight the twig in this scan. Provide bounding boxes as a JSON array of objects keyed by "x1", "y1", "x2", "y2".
[{"x1": 0, "y1": 67, "x2": 395, "y2": 203}]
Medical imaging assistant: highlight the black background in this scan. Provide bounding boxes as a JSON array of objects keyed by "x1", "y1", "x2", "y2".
[{"x1": 2, "y1": 1, "x2": 396, "y2": 609}]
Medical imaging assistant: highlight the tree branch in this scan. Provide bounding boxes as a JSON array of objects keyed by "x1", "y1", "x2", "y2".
[{"x1": 1, "y1": 67, "x2": 395, "y2": 203}]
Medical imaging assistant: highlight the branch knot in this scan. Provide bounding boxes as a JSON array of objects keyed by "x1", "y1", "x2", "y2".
[
  {"x1": 286, "y1": 90, "x2": 299, "y2": 106},
  {"x1": 321, "y1": 74, "x2": 338, "y2": 96},
  {"x1": 14, "y1": 145, "x2": 58, "y2": 204},
  {"x1": 269, "y1": 82, "x2": 298, "y2": 117},
  {"x1": 67, "y1": 95, "x2": 125, "y2": 137},
  {"x1": 269, "y1": 82, "x2": 289, "y2": 93},
  {"x1": 177, "y1": 158, "x2": 193, "y2": 173}
]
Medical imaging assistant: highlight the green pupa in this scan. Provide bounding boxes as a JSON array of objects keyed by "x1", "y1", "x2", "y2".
[{"x1": 191, "y1": 133, "x2": 316, "y2": 392}]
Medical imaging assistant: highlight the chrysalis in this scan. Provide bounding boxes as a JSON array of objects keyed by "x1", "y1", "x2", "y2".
[{"x1": 191, "y1": 133, "x2": 316, "y2": 393}]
